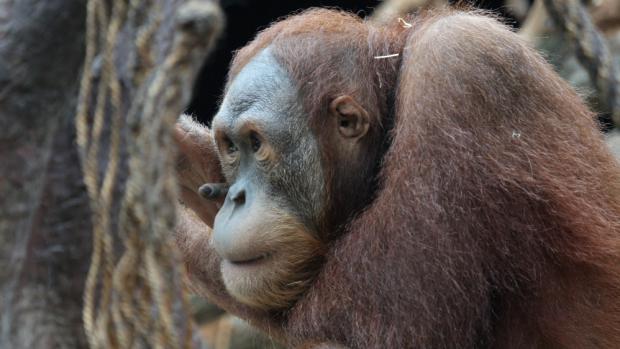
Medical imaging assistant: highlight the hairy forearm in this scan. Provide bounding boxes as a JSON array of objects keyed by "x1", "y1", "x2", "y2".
[{"x1": 175, "y1": 206, "x2": 285, "y2": 339}]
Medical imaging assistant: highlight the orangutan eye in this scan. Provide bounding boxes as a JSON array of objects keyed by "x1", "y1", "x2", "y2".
[
  {"x1": 224, "y1": 136, "x2": 238, "y2": 154},
  {"x1": 250, "y1": 132, "x2": 261, "y2": 153}
]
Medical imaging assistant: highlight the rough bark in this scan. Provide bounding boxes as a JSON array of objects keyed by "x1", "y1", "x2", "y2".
[{"x1": 0, "y1": 0, "x2": 88, "y2": 347}]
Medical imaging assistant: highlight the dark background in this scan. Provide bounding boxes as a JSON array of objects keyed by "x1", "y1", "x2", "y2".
[{"x1": 186, "y1": 0, "x2": 519, "y2": 125}]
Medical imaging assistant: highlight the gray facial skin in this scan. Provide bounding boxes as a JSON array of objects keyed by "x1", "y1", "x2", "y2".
[{"x1": 211, "y1": 48, "x2": 325, "y2": 264}]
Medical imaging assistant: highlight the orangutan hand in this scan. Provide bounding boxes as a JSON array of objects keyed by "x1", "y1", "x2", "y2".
[{"x1": 174, "y1": 115, "x2": 225, "y2": 227}]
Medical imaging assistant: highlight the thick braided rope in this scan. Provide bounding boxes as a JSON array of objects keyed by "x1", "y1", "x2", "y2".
[
  {"x1": 543, "y1": 0, "x2": 620, "y2": 126},
  {"x1": 75, "y1": 0, "x2": 223, "y2": 347}
]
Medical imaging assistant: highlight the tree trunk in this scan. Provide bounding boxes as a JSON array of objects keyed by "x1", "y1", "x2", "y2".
[{"x1": 0, "y1": 0, "x2": 89, "y2": 347}]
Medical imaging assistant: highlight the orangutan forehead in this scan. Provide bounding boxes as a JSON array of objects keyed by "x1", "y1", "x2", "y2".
[
  {"x1": 213, "y1": 48, "x2": 305, "y2": 138},
  {"x1": 223, "y1": 50, "x2": 291, "y2": 107}
]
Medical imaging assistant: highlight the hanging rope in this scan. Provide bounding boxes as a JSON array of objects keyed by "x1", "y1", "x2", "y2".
[
  {"x1": 543, "y1": 0, "x2": 620, "y2": 127},
  {"x1": 75, "y1": 0, "x2": 223, "y2": 348}
]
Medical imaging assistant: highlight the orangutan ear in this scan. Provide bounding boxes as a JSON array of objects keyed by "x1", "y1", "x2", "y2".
[{"x1": 329, "y1": 95, "x2": 370, "y2": 140}]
